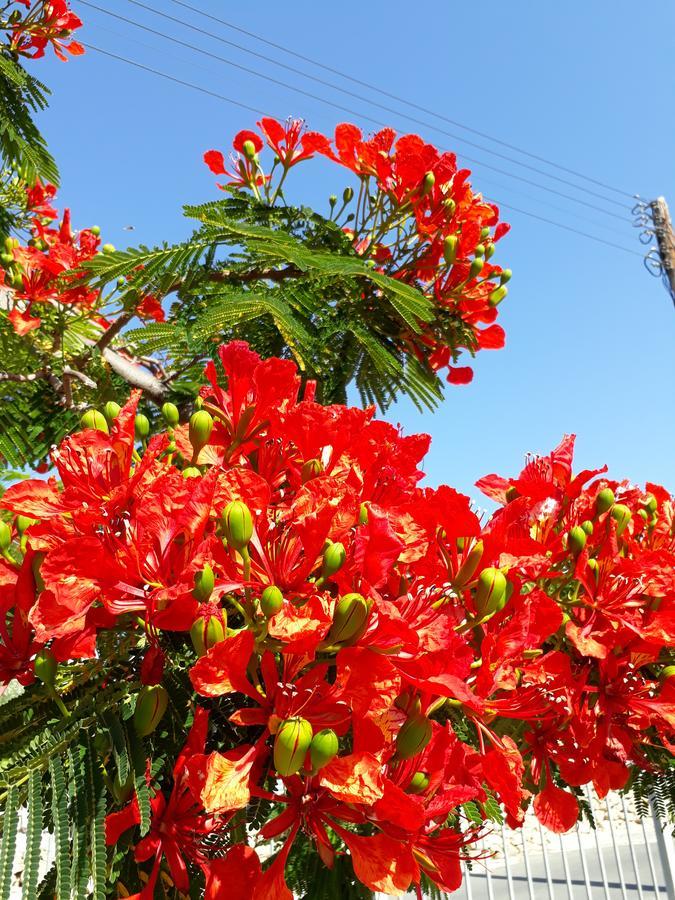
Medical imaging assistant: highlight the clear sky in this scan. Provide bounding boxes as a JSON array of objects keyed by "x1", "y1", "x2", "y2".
[{"x1": 36, "y1": 0, "x2": 675, "y2": 503}]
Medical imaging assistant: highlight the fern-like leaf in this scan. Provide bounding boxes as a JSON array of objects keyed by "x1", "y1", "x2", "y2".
[
  {"x1": 21, "y1": 769, "x2": 42, "y2": 900},
  {"x1": 48, "y1": 755, "x2": 71, "y2": 900},
  {"x1": 0, "y1": 783, "x2": 19, "y2": 900}
]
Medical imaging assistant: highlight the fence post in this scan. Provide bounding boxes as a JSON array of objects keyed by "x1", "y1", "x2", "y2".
[{"x1": 651, "y1": 797, "x2": 675, "y2": 900}]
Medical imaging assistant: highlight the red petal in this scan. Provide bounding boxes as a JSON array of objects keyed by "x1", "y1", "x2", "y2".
[{"x1": 533, "y1": 783, "x2": 579, "y2": 833}]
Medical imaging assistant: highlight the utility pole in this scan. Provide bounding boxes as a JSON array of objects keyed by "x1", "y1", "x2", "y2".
[{"x1": 635, "y1": 195, "x2": 675, "y2": 307}]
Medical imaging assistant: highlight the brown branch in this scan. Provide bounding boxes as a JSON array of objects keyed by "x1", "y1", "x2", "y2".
[
  {"x1": 101, "y1": 347, "x2": 168, "y2": 404},
  {"x1": 96, "y1": 309, "x2": 135, "y2": 352}
]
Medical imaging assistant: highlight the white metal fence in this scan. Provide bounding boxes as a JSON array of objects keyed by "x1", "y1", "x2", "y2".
[{"x1": 382, "y1": 791, "x2": 675, "y2": 900}]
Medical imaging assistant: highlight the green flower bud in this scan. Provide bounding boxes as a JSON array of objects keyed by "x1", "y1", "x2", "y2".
[
  {"x1": 116, "y1": 276, "x2": 126, "y2": 288},
  {"x1": 443, "y1": 235, "x2": 458, "y2": 265},
  {"x1": 242, "y1": 139, "x2": 258, "y2": 160},
  {"x1": 134, "y1": 684, "x2": 169, "y2": 737},
  {"x1": 34, "y1": 649, "x2": 57, "y2": 686},
  {"x1": 480, "y1": 226, "x2": 491, "y2": 239},
  {"x1": 611, "y1": 504, "x2": 632, "y2": 536},
  {"x1": 500, "y1": 269, "x2": 512, "y2": 284},
  {"x1": 587, "y1": 558, "x2": 600, "y2": 581},
  {"x1": 343, "y1": 186, "x2": 354, "y2": 203},
  {"x1": 0, "y1": 520, "x2": 11, "y2": 552},
  {"x1": 16, "y1": 515, "x2": 36, "y2": 535},
  {"x1": 189, "y1": 410, "x2": 214, "y2": 457},
  {"x1": 488, "y1": 285, "x2": 508, "y2": 307},
  {"x1": 182, "y1": 466, "x2": 201, "y2": 479},
  {"x1": 161, "y1": 402, "x2": 180, "y2": 427},
  {"x1": 595, "y1": 488, "x2": 615, "y2": 515},
  {"x1": 326, "y1": 593, "x2": 370, "y2": 645},
  {"x1": 474, "y1": 567, "x2": 508, "y2": 618},
  {"x1": 134, "y1": 414, "x2": 150, "y2": 441},
  {"x1": 474, "y1": 243, "x2": 486, "y2": 258},
  {"x1": 102, "y1": 243, "x2": 116, "y2": 254},
  {"x1": 358, "y1": 502, "x2": 369, "y2": 525},
  {"x1": 90, "y1": 225, "x2": 101, "y2": 236},
  {"x1": 192, "y1": 564, "x2": 215, "y2": 602},
  {"x1": 261, "y1": 585, "x2": 284, "y2": 618},
  {"x1": 301, "y1": 458, "x2": 322, "y2": 483},
  {"x1": 505, "y1": 486, "x2": 519, "y2": 503},
  {"x1": 329, "y1": 195, "x2": 338, "y2": 208},
  {"x1": 322, "y1": 541, "x2": 346, "y2": 578},
  {"x1": 190, "y1": 614, "x2": 226, "y2": 657},
  {"x1": 396, "y1": 714, "x2": 432, "y2": 760},
  {"x1": 80, "y1": 409, "x2": 109, "y2": 433},
  {"x1": 660, "y1": 665, "x2": 675, "y2": 683},
  {"x1": 0, "y1": 252, "x2": 13, "y2": 265},
  {"x1": 567, "y1": 526, "x2": 587, "y2": 556},
  {"x1": 637, "y1": 508, "x2": 649, "y2": 522},
  {"x1": 421, "y1": 171, "x2": 435, "y2": 194},
  {"x1": 273, "y1": 717, "x2": 313, "y2": 776},
  {"x1": 221, "y1": 500, "x2": 253, "y2": 551},
  {"x1": 581, "y1": 520, "x2": 594, "y2": 536},
  {"x1": 469, "y1": 257, "x2": 484, "y2": 279},
  {"x1": 103, "y1": 401, "x2": 121, "y2": 424},
  {"x1": 406, "y1": 771, "x2": 430, "y2": 794},
  {"x1": 309, "y1": 728, "x2": 339, "y2": 770},
  {"x1": 485, "y1": 243, "x2": 495, "y2": 260},
  {"x1": 442, "y1": 198, "x2": 456, "y2": 216},
  {"x1": 454, "y1": 539, "x2": 484, "y2": 589},
  {"x1": 642, "y1": 494, "x2": 658, "y2": 515}
]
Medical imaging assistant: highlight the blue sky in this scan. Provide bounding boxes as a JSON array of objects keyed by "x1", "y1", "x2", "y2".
[{"x1": 37, "y1": 1, "x2": 675, "y2": 503}]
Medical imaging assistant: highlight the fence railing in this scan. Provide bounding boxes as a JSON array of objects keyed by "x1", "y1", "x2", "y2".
[{"x1": 380, "y1": 792, "x2": 675, "y2": 900}]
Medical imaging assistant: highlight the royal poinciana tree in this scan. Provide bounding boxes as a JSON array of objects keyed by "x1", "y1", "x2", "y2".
[{"x1": 1, "y1": 5, "x2": 675, "y2": 900}]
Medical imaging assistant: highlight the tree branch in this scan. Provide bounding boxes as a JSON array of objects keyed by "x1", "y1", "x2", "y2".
[{"x1": 101, "y1": 347, "x2": 168, "y2": 403}]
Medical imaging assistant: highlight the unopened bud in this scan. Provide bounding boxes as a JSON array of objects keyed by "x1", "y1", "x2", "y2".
[
  {"x1": 309, "y1": 728, "x2": 339, "y2": 770},
  {"x1": 301, "y1": 458, "x2": 322, "y2": 483},
  {"x1": 260, "y1": 585, "x2": 284, "y2": 618},
  {"x1": 190, "y1": 613, "x2": 226, "y2": 657},
  {"x1": 406, "y1": 771, "x2": 430, "y2": 794},
  {"x1": 273, "y1": 717, "x2": 313, "y2": 776},
  {"x1": 16, "y1": 515, "x2": 36, "y2": 535},
  {"x1": 642, "y1": 494, "x2": 658, "y2": 515},
  {"x1": 90, "y1": 225, "x2": 101, "y2": 236},
  {"x1": 454, "y1": 539, "x2": 484, "y2": 589},
  {"x1": 134, "y1": 684, "x2": 168, "y2": 737},
  {"x1": 134, "y1": 414, "x2": 150, "y2": 441},
  {"x1": 480, "y1": 226, "x2": 491, "y2": 239},
  {"x1": 474, "y1": 567, "x2": 508, "y2": 618},
  {"x1": 34, "y1": 649, "x2": 57, "y2": 686},
  {"x1": 182, "y1": 466, "x2": 201, "y2": 479},
  {"x1": 488, "y1": 285, "x2": 508, "y2": 307},
  {"x1": 242, "y1": 139, "x2": 258, "y2": 160},
  {"x1": 660, "y1": 666, "x2": 675, "y2": 683},
  {"x1": 221, "y1": 500, "x2": 253, "y2": 551},
  {"x1": 443, "y1": 235, "x2": 458, "y2": 265},
  {"x1": 581, "y1": 520, "x2": 594, "y2": 536},
  {"x1": 474, "y1": 243, "x2": 486, "y2": 258},
  {"x1": 343, "y1": 186, "x2": 354, "y2": 203},
  {"x1": 322, "y1": 541, "x2": 346, "y2": 578},
  {"x1": 103, "y1": 401, "x2": 121, "y2": 424},
  {"x1": 567, "y1": 526, "x2": 587, "y2": 556},
  {"x1": 485, "y1": 243, "x2": 495, "y2": 260},
  {"x1": 0, "y1": 520, "x2": 11, "y2": 552},
  {"x1": 443, "y1": 198, "x2": 456, "y2": 216},
  {"x1": 358, "y1": 503, "x2": 369, "y2": 525},
  {"x1": 500, "y1": 269, "x2": 512, "y2": 284},
  {"x1": 326, "y1": 593, "x2": 370, "y2": 645},
  {"x1": 162, "y1": 402, "x2": 180, "y2": 427},
  {"x1": 102, "y1": 243, "x2": 115, "y2": 254},
  {"x1": 421, "y1": 171, "x2": 435, "y2": 194},
  {"x1": 80, "y1": 409, "x2": 109, "y2": 433},
  {"x1": 611, "y1": 504, "x2": 632, "y2": 536},
  {"x1": 189, "y1": 410, "x2": 213, "y2": 456},
  {"x1": 587, "y1": 558, "x2": 600, "y2": 582},
  {"x1": 595, "y1": 488, "x2": 615, "y2": 515},
  {"x1": 396, "y1": 714, "x2": 432, "y2": 760},
  {"x1": 469, "y1": 257, "x2": 484, "y2": 279},
  {"x1": 329, "y1": 195, "x2": 337, "y2": 207},
  {"x1": 192, "y1": 564, "x2": 215, "y2": 602}
]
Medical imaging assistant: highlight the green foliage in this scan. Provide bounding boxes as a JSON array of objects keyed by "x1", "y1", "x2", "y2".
[{"x1": 0, "y1": 53, "x2": 58, "y2": 190}]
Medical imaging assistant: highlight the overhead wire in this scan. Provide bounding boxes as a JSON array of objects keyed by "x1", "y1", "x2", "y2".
[
  {"x1": 81, "y1": 43, "x2": 642, "y2": 259},
  {"x1": 75, "y1": 0, "x2": 631, "y2": 225},
  {"x1": 120, "y1": 0, "x2": 631, "y2": 211},
  {"x1": 165, "y1": 0, "x2": 635, "y2": 202}
]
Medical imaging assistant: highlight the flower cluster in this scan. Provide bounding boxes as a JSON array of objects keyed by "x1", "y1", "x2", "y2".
[
  {"x1": 0, "y1": 343, "x2": 673, "y2": 896},
  {"x1": 3, "y1": 0, "x2": 83, "y2": 61},
  {"x1": 0, "y1": 183, "x2": 165, "y2": 334},
  {"x1": 205, "y1": 118, "x2": 512, "y2": 384}
]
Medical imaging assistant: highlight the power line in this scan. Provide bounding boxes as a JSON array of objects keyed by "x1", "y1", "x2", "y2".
[
  {"x1": 82, "y1": 42, "x2": 641, "y2": 259},
  {"x1": 165, "y1": 0, "x2": 636, "y2": 202},
  {"x1": 120, "y1": 0, "x2": 631, "y2": 212},
  {"x1": 76, "y1": 0, "x2": 630, "y2": 225}
]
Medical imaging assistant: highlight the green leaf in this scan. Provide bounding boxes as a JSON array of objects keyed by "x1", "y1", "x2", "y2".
[
  {"x1": 69, "y1": 746, "x2": 90, "y2": 900},
  {"x1": 86, "y1": 741, "x2": 107, "y2": 900},
  {"x1": 21, "y1": 769, "x2": 43, "y2": 900},
  {"x1": 0, "y1": 783, "x2": 19, "y2": 900},
  {"x1": 130, "y1": 736, "x2": 151, "y2": 837},
  {"x1": 48, "y1": 756, "x2": 72, "y2": 900}
]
